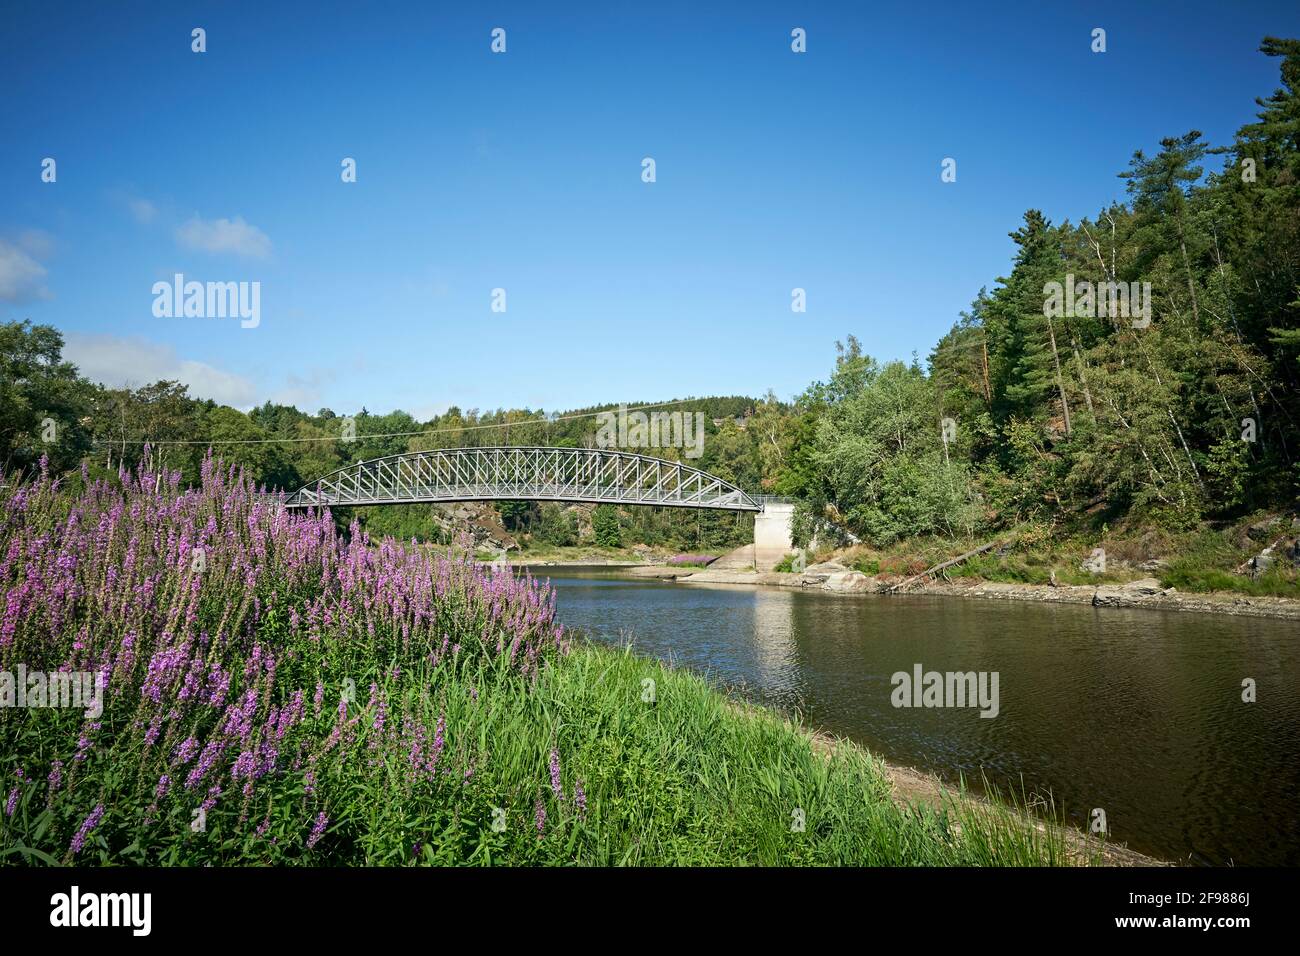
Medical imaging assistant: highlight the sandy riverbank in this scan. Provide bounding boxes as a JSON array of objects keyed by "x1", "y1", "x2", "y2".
[{"x1": 726, "y1": 700, "x2": 1166, "y2": 866}]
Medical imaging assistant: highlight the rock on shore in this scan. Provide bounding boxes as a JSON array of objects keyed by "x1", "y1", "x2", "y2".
[{"x1": 624, "y1": 564, "x2": 1300, "y2": 620}]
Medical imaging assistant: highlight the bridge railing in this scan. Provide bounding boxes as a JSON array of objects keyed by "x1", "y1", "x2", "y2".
[{"x1": 283, "y1": 447, "x2": 766, "y2": 512}]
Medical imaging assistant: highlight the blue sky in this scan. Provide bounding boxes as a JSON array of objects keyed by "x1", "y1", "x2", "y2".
[{"x1": 3, "y1": 0, "x2": 1298, "y2": 418}]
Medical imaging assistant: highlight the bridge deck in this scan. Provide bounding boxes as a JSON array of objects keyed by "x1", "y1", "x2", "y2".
[{"x1": 283, "y1": 447, "x2": 764, "y2": 512}]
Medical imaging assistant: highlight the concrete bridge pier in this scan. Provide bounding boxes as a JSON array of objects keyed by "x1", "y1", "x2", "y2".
[
  {"x1": 753, "y1": 501, "x2": 795, "y2": 570},
  {"x1": 712, "y1": 500, "x2": 796, "y2": 572}
]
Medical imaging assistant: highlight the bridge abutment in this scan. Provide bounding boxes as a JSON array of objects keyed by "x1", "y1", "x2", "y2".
[{"x1": 753, "y1": 502, "x2": 795, "y2": 571}]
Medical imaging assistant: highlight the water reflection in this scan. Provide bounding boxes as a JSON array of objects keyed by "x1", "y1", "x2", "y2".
[{"x1": 541, "y1": 571, "x2": 1300, "y2": 866}]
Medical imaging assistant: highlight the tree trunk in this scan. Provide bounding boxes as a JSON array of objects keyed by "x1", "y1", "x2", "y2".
[
  {"x1": 891, "y1": 540, "x2": 1002, "y2": 592},
  {"x1": 1045, "y1": 314, "x2": 1072, "y2": 435},
  {"x1": 980, "y1": 338, "x2": 992, "y2": 404},
  {"x1": 1176, "y1": 218, "x2": 1201, "y2": 325},
  {"x1": 1070, "y1": 337, "x2": 1096, "y2": 420}
]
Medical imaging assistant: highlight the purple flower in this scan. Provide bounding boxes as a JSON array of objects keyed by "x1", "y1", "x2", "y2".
[
  {"x1": 173, "y1": 736, "x2": 199, "y2": 765},
  {"x1": 70, "y1": 804, "x2": 105, "y2": 855},
  {"x1": 549, "y1": 748, "x2": 564, "y2": 801},
  {"x1": 575, "y1": 780, "x2": 587, "y2": 817},
  {"x1": 4, "y1": 787, "x2": 17, "y2": 817},
  {"x1": 185, "y1": 739, "x2": 225, "y2": 790},
  {"x1": 74, "y1": 722, "x2": 100, "y2": 762},
  {"x1": 428, "y1": 714, "x2": 446, "y2": 773},
  {"x1": 306, "y1": 811, "x2": 328, "y2": 849},
  {"x1": 535, "y1": 798, "x2": 546, "y2": 836},
  {"x1": 0, "y1": 451, "x2": 571, "y2": 864}
]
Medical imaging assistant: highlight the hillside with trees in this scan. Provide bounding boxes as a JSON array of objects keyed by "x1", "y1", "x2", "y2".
[{"x1": 4, "y1": 37, "x2": 1298, "y2": 585}]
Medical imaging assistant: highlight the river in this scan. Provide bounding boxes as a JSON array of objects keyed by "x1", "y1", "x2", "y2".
[{"x1": 536, "y1": 569, "x2": 1300, "y2": 866}]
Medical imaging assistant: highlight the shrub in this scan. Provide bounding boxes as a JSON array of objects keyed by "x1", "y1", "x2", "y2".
[{"x1": 591, "y1": 505, "x2": 621, "y2": 548}]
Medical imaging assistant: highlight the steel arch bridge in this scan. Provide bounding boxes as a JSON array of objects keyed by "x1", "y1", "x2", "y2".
[{"x1": 283, "y1": 447, "x2": 762, "y2": 512}]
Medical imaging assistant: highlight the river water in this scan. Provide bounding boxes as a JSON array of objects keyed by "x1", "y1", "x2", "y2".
[{"x1": 537, "y1": 570, "x2": 1300, "y2": 866}]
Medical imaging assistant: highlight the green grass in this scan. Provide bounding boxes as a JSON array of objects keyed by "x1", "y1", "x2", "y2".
[
  {"x1": 831, "y1": 523, "x2": 1300, "y2": 598},
  {"x1": 349, "y1": 641, "x2": 1091, "y2": 866},
  {"x1": 945, "y1": 553, "x2": 1129, "y2": 586},
  {"x1": 1161, "y1": 561, "x2": 1300, "y2": 597},
  {"x1": 851, "y1": 557, "x2": 882, "y2": 575},
  {"x1": 5, "y1": 640, "x2": 1089, "y2": 866}
]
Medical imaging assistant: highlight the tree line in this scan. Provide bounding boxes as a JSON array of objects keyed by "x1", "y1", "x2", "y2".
[{"x1": 4, "y1": 37, "x2": 1298, "y2": 554}]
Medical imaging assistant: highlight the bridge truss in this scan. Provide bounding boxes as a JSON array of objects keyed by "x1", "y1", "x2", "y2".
[{"x1": 284, "y1": 446, "x2": 761, "y2": 512}]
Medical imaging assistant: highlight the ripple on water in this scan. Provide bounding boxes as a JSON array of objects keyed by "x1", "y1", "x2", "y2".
[{"x1": 543, "y1": 572, "x2": 1300, "y2": 866}]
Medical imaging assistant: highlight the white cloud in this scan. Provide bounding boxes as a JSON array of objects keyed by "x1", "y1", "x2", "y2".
[
  {"x1": 106, "y1": 189, "x2": 160, "y2": 224},
  {"x1": 175, "y1": 215, "x2": 272, "y2": 259},
  {"x1": 63, "y1": 333, "x2": 259, "y2": 409},
  {"x1": 267, "y1": 368, "x2": 341, "y2": 411},
  {"x1": 19, "y1": 229, "x2": 55, "y2": 259},
  {"x1": 129, "y1": 198, "x2": 157, "y2": 224},
  {"x1": 0, "y1": 238, "x2": 51, "y2": 302}
]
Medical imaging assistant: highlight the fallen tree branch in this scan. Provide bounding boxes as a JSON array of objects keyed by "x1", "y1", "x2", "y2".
[{"x1": 889, "y1": 540, "x2": 1003, "y2": 593}]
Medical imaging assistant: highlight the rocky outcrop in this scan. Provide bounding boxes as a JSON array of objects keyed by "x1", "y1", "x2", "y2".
[
  {"x1": 1079, "y1": 548, "x2": 1107, "y2": 574},
  {"x1": 926, "y1": 577, "x2": 1300, "y2": 620},
  {"x1": 1245, "y1": 515, "x2": 1289, "y2": 541},
  {"x1": 1237, "y1": 534, "x2": 1299, "y2": 578},
  {"x1": 624, "y1": 564, "x2": 1300, "y2": 620},
  {"x1": 564, "y1": 504, "x2": 594, "y2": 541},
  {"x1": 431, "y1": 503, "x2": 518, "y2": 552},
  {"x1": 1093, "y1": 577, "x2": 1171, "y2": 605},
  {"x1": 821, "y1": 570, "x2": 887, "y2": 593},
  {"x1": 803, "y1": 560, "x2": 850, "y2": 575},
  {"x1": 797, "y1": 560, "x2": 848, "y2": 584}
]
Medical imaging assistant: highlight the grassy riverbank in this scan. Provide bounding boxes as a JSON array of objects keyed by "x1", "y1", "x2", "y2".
[
  {"x1": 808, "y1": 518, "x2": 1300, "y2": 600},
  {"x1": 380, "y1": 639, "x2": 1093, "y2": 866},
  {"x1": 0, "y1": 458, "x2": 1096, "y2": 866}
]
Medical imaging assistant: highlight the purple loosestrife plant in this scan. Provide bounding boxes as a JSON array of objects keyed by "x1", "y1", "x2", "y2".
[
  {"x1": 70, "y1": 804, "x2": 105, "y2": 856},
  {"x1": 0, "y1": 454, "x2": 566, "y2": 864},
  {"x1": 306, "y1": 811, "x2": 328, "y2": 849},
  {"x1": 549, "y1": 748, "x2": 564, "y2": 801},
  {"x1": 667, "y1": 554, "x2": 717, "y2": 566}
]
